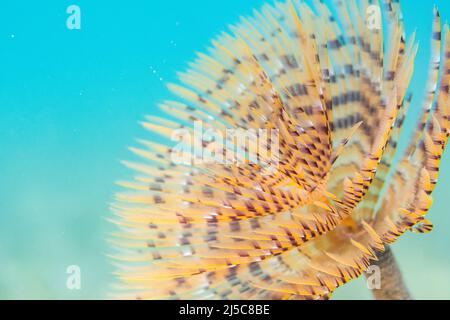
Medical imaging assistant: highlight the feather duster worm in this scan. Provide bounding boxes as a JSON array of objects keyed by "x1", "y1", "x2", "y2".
[{"x1": 110, "y1": 0, "x2": 450, "y2": 300}]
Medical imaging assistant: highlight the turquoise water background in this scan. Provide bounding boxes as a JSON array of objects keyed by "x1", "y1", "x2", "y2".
[{"x1": 0, "y1": 0, "x2": 449, "y2": 299}]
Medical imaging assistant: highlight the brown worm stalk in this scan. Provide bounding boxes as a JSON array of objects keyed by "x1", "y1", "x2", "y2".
[{"x1": 366, "y1": 246, "x2": 411, "y2": 300}]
